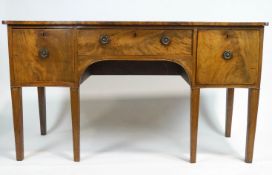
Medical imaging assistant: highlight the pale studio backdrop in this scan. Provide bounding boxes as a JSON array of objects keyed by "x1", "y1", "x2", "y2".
[{"x1": 0, "y1": 0, "x2": 271, "y2": 175}]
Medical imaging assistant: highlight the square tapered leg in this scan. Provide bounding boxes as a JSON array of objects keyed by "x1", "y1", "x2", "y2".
[
  {"x1": 70, "y1": 88, "x2": 80, "y2": 162},
  {"x1": 225, "y1": 88, "x2": 234, "y2": 137},
  {"x1": 11, "y1": 87, "x2": 24, "y2": 161},
  {"x1": 190, "y1": 88, "x2": 200, "y2": 163},
  {"x1": 245, "y1": 88, "x2": 260, "y2": 163},
  {"x1": 38, "y1": 87, "x2": 47, "y2": 135}
]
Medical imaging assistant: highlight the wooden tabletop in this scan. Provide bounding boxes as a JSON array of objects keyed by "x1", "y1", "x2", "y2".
[{"x1": 2, "y1": 21, "x2": 268, "y2": 27}]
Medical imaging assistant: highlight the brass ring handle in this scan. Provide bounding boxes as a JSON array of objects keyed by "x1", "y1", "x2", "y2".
[
  {"x1": 99, "y1": 34, "x2": 110, "y2": 45},
  {"x1": 222, "y1": 50, "x2": 233, "y2": 60},
  {"x1": 160, "y1": 35, "x2": 171, "y2": 45},
  {"x1": 39, "y1": 48, "x2": 49, "y2": 59}
]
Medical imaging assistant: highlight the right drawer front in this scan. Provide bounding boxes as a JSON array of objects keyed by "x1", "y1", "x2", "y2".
[{"x1": 196, "y1": 29, "x2": 260, "y2": 85}]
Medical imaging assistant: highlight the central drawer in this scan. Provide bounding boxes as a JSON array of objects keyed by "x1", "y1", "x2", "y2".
[{"x1": 77, "y1": 29, "x2": 193, "y2": 57}]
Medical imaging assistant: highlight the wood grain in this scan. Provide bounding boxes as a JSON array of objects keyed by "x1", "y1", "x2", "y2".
[
  {"x1": 12, "y1": 29, "x2": 74, "y2": 85},
  {"x1": 225, "y1": 88, "x2": 234, "y2": 137},
  {"x1": 38, "y1": 87, "x2": 47, "y2": 135},
  {"x1": 70, "y1": 88, "x2": 80, "y2": 162},
  {"x1": 197, "y1": 29, "x2": 260, "y2": 85},
  {"x1": 11, "y1": 87, "x2": 24, "y2": 161},
  {"x1": 78, "y1": 29, "x2": 193, "y2": 56},
  {"x1": 190, "y1": 88, "x2": 200, "y2": 163},
  {"x1": 245, "y1": 88, "x2": 259, "y2": 163},
  {"x1": 2, "y1": 21, "x2": 268, "y2": 27}
]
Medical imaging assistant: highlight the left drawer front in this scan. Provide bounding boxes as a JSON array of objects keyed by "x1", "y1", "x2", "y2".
[{"x1": 12, "y1": 29, "x2": 74, "y2": 84}]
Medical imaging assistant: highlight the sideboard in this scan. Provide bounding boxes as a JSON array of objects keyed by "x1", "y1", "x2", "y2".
[{"x1": 2, "y1": 21, "x2": 267, "y2": 163}]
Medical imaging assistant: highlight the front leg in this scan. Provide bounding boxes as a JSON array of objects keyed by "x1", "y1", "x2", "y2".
[
  {"x1": 190, "y1": 88, "x2": 200, "y2": 163},
  {"x1": 245, "y1": 88, "x2": 260, "y2": 163},
  {"x1": 70, "y1": 88, "x2": 80, "y2": 162},
  {"x1": 11, "y1": 87, "x2": 24, "y2": 161}
]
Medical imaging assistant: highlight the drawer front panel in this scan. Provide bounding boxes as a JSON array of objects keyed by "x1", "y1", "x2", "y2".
[
  {"x1": 197, "y1": 29, "x2": 260, "y2": 85},
  {"x1": 77, "y1": 29, "x2": 193, "y2": 57},
  {"x1": 12, "y1": 29, "x2": 74, "y2": 83}
]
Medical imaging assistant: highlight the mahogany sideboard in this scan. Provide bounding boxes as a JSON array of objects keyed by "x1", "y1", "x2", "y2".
[{"x1": 2, "y1": 21, "x2": 268, "y2": 163}]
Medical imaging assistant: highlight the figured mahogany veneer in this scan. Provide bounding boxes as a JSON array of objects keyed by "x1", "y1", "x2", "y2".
[
  {"x1": 78, "y1": 29, "x2": 193, "y2": 56},
  {"x1": 197, "y1": 29, "x2": 260, "y2": 85},
  {"x1": 2, "y1": 21, "x2": 267, "y2": 163},
  {"x1": 12, "y1": 29, "x2": 74, "y2": 84}
]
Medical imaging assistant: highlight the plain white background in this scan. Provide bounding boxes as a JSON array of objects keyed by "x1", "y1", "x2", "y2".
[{"x1": 0, "y1": 0, "x2": 272, "y2": 174}]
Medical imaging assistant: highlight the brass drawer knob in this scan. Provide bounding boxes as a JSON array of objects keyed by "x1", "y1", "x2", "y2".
[
  {"x1": 100, "y1": 34, "x2": 110, "y2": 45},
  {"x1": 222, "y1": 50, "x2": 233, "y2": 60},
  {"x1": 39, "y1": 48, "x2": 49, "y2": 59},
  {"x1": 160, "y1": 35, "x2": 171, "y2": 45}
]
